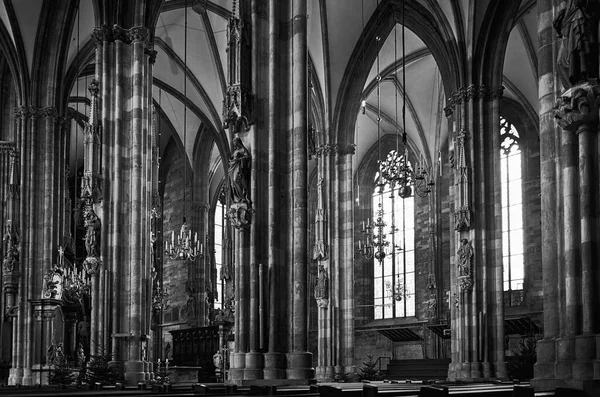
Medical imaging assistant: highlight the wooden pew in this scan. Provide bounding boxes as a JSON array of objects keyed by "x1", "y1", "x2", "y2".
[
  {"x1": 419, "y1": 385, "x2": 449, "y2": 397},
  {"x1": 554, "y1": 386, "x2": 591, "y2": 397}
]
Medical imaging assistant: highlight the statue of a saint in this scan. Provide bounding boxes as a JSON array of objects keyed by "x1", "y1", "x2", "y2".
[
  {"x1": 78, "y1": 316, "x2": 91, "y2": 349},
  {"x1": 457, "y1": 238, "x2": 473, "y2": 277},
  {"x1": 77, "y1": 343, "x2": 86, "y2": 367},
  {"x1": 213, "y1": 350, "x2": 223, "y2": 370},
  {"x1": 314, "y1": 263, "x2": 328, "y2": 300},
  {"x1": 554, "y1": 0, "x2": 600, "y2": 88},
  {"x1": 83, "y1": 206, "x2": 101, "y2": 258},
  {"x1": 227, "y1": 137, "x2": 251, "y2": 204}
]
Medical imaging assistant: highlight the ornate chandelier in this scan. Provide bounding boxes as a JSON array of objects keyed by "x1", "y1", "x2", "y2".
[
  {"x1": 164, "y1": 218, "x2": 203, "y2": 260},
  {"x1": 380, "y1": 149, "x2": 434, "y2": 198},
  {"x1": 163, "y1": 1, "x2": 203, "y2": 262},
  {"x1": 358, "y1": 200, "x2": 399, "y2": 262},
  {"x1": 386, "y1": 276, "x2": 404, "y2": 301}
]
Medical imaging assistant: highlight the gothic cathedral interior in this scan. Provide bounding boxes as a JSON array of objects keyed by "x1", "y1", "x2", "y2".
[{"x1": 0, "y1": 0, "x2": 598, "y2": 395}]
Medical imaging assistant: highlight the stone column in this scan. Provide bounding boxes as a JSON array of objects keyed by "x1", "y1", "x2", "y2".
[
  {"x1": 263, "y1": 0, "x2": 287, "y2": 380},
  {"x1": 286, "y1": 0, "x2": 313, "y2": 381},
  {"x1": 546, "y1": 84, "x2": 600, "y2": 391},
  {"x1": 444, "y1": 85, "x2": 506, "y2": 381},
  {"x1": 93, "y1": 25, "x2": 154, "y2": 384},
  {"x1": 337, "y1": 145, "x2": 355, "y2": 373},
  {"x1": 532, "y1": 0, "x2": 561, "y2": 387}
]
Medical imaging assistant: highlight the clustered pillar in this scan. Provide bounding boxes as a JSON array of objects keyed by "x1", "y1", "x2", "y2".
[
  {"x1": 226, "y1": 0, "x2": 316, "y2": 384},
  {"x1": 532, "y1": 0, "x2": 600, "y2": 393},
  {"x1": 93, "y1": 25, "x2": 155, "y2": 384},
  {"x1": 445, "y1": 85, "x2": 507, "y2": 381}
]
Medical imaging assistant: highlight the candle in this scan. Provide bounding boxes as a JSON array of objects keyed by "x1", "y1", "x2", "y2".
[
  {"x1": 171, "y1": 231, "x2": 174, "y2": 245},
  {"x1": 200, "y1": 243, "x2": 203, "y2": 254}
]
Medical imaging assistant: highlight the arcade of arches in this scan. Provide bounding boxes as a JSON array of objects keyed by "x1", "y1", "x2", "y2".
[{"x1": 0, "y1": 0, "x2": 598, "y2": 394}]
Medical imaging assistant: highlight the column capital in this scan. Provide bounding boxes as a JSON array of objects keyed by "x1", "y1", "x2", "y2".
[
  {"x1": 554, "y1": 83, "x2": 600, "y2": 133},
  {"x1": 444, "y1": 84, "x2": 504, "y2": 117}
]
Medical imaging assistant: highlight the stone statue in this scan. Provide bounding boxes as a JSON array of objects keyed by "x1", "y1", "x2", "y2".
[
  {"x1": 78, "y1": 316, "x2": 90, "y2": 349},
  {"x1": 227, "y1": 137, "x2": 251, "y2": 205},
  {"x1": 426, "y1": 293, "x2": 437, "y2": 320},
  {"x1": 2, "y1": 221, "x2": 18, "y2": 273},
  {"x1": 213, "y1": 350, "x2": 223, "y2": 369},
  {"x1": 554, "y1": 0, "x2": 600, "y2": 88},
  {"x1": 314, "y1": 263, "x2": 329, "y2": 307},
  {"x1": 77, "y1": 342, "x2": 86, "y2": 366},
  {"x1": 457, "y1": 238, "x2": 473, "y2": 278},
  {"x1": 83, "y1": 206, "x2": 101, "y2": 258},
  {"x1": 47, "y1": 342, "x2": 64, "y2": 366}
]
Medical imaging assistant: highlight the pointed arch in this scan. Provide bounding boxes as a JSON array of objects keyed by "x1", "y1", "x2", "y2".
[{"x1": 333, "y1": 0, "x2": 461, "y2": 149}]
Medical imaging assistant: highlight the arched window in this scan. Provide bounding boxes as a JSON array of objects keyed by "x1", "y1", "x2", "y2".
[
  {"x1": 500, "y1": 117, "x2": 524, "y2": 305},
  {"x1": 373, "y1": 150, "x2": 415, "y2": 319},
  {"x1": 214, "y1": 201, "x2": 224, "y2": 310}
]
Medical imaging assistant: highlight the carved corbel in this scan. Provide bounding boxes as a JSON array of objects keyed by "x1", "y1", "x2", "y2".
[{"x1": 554, "y1": 83, "x2": 600, "y2": 132}]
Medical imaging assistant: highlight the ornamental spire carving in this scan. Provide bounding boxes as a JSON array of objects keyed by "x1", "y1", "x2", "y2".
[
  {"x1": 81, "y1": 80, "x2": 103, "y2": 203},
  {"x1": 312, "y1": 178, "x2": 328, "y2": 260},
  {"x1": 222, "y1": 0, "x2": 251, "y2": 135},
  {"x1": 453, "y1": 129, "x2": 471, "y2": 231}
]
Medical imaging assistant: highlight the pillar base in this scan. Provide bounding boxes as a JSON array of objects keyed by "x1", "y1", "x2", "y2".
[
  {"x1": 21, "y1": 368, "x2": 32, "y2": 386},
  {"x1": 315, "y1": 366, "x2": 335, "y2": 382},
  {"x1": 286, "y1": 351, "x2": 314, "y2": 380},
  {"x1": 8, "y1": 367, "x2": 23, "y2": 386},
  {"x1": 572, "y1": 334, "x2": 596, "y2": 380},
  {"x1": 470, "y1": 362, "x2": 482, "y2": 379},
  {"x1": 243, "y1": 352, "x2": 264, "y2": 380},
  {"x1": 264, "y1": 352, "x2": 286, "y2": 380},
  {"x1": 494, "y1": 361, "x2": 508, "y2": 379},
  {"x1": 228, "y1": 352, "x2": 246, "y2": 381},
  {"x1": 123, "y1": 360, "x2": 148, "y2": 385}
]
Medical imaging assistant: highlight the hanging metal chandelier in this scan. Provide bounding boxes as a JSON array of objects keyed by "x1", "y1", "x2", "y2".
[
  {"x1": 385, "y1": 0, "x2": 434, "y2": 200},
  {"x1": 358, "y1": 200, "x2": 400, "y2": 261},
  {"x1": 357, "y1": 27, "x2": 400, "y2": 264},
  {"x1": 164, "y1": 217, "x2": 203, "y2": 260},
  {"x1": 163, "y1": 0, "x2": 202, "y2": 261}
]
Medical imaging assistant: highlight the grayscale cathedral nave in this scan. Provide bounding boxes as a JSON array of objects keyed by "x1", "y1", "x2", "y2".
[{"x1": 0, "y1": 0, "x2": 598, "y2": 395}]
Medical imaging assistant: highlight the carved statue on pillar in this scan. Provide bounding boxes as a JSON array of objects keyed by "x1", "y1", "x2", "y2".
[
  {"x1": 554, "y1": 0, "x2": 600, "y2": 88},
  {"x1": 314, "y1": 263, "x2": 329, "y2": 308},
  {"x1": 227, "y1": 137, "x2": 253, "y2": 228},
  {"x1": 2, "y1": 220, "x2": 18, "y2": 273},
  {"x1": 83, "y1": 205, "x2": 101, "y2": 258},
  {"x1": 426, "y1": 293, "x2": 437, "y2": 321},
  {"x1": 227, "y1": 137, "x2": 250, "y2": 205},
  {"x1": 457, "y1": 238, "x2": 473, "y2": 291}
]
